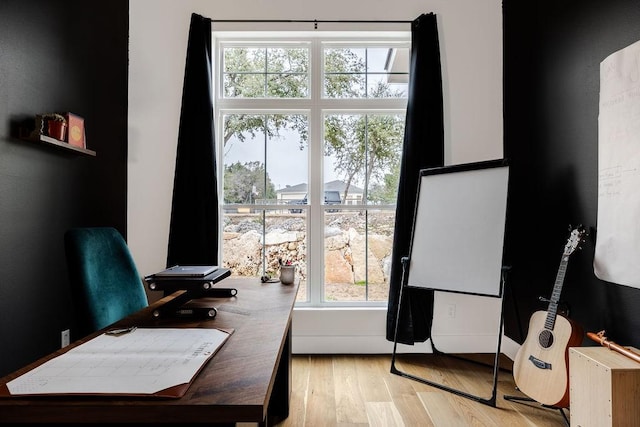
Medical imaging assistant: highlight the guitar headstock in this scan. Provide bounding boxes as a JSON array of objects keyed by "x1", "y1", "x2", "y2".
[{"x1": 564, "y1": 225, "x2": 587, "y2": 256}]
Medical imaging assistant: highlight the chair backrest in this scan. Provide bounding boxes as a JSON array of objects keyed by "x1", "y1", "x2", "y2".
[{"x1": 64, "y1": 227, "x2": 148, "y2": 337}]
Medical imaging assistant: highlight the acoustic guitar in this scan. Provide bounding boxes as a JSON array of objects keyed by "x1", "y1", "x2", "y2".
[{"x1": 512, "y1": 226, "x2": 586, "y2": 408}]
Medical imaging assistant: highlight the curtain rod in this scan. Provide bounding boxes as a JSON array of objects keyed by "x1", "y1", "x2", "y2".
[{"x1": 210, "y1": 19, "x2": 412, "y2": 29}]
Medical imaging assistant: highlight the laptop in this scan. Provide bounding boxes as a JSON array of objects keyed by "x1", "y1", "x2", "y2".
[{"x1": 154, "y1": 265, "x2": 219, "y2": 278}]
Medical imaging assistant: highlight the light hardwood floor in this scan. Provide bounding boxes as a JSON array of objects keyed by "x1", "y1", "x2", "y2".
[{"x1": 272, "y1": 354, "x2": 569, "y2": 427}]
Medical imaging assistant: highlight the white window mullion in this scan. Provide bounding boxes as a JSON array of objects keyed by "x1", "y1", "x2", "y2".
[{"x1": 308, "y1": 38, "x2": 324, "y2": 305}]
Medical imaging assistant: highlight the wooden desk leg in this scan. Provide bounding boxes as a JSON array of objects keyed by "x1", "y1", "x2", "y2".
[{"x1": 264, "y1": 320, "x2": 292, "y2": 427}]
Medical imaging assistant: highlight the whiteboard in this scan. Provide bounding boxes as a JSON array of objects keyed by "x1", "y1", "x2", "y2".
[
  {"x1": 594, "y1": 39, "x2": 640, "y2": 289},
  {"x1": 406, "y1": 159, "x2": 509, "y2": 297}
]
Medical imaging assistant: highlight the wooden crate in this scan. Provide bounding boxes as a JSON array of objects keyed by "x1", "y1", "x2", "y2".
[{"x1": 569, "y1": 346, "x2": 640, "y2": 427}]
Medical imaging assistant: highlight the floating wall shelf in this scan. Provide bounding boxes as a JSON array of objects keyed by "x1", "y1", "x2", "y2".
[{"x1": 20, "y1": 134, "x2": 96, "y2": 157}]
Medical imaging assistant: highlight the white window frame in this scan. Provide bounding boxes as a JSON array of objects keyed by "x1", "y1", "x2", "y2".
[{"x1": 213, "y1": 31, "x2": 410, "y2": 308}]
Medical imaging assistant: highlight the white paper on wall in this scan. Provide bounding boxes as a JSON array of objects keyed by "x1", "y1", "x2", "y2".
[{"x1": 594, "y1": 39, "x2": 640, "y2": 289}]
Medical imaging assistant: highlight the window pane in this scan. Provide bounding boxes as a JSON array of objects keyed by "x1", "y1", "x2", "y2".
[
  {"x1": 366, "y1": 47, "x2": 390, "y2": 73},
  {"x1": 324, "y1": 114, "x2": 363, "y2": 192},
  {"x1": 223, "y1": 113, "x2": 308, "y2": 204},
  {"x1": 323, "y1": 209, "x2": 395, "y2": 302},
  {"x1": 267, "y1": 74, "x2": 308, "y2": 97},
  {"x1": 367, "y1": 74, "x2": 407, "y2": 99},
  {"x1": 325, "y1": 209, "x2": 366, "y2": 301},
  {"x1": 368, "y1": 47, "x2": 409, "y2": 98},
  {"x1": 264, "y1": 211, "x2": 308, "y2": 303},
  {"x1": 267, "y1": 47, "x2": 308, "y2": 73},
  {"x1": 224, "y1": 46, "x2": 309, "y2": 99},
  {"x1": 223, "y1": 47, "x2": 266, "y2": 98},
  {"x1": 323, "y1": 46, "x2": 409, "y2": 99},
  {"x1": 224, "y1": 47, "x2": 265, "y2": 73},
  {"x1": 222, "y1": 114, "x2": 266, "y2": 204},
  {"x1": 324, "y1": 113, "x2": 404, "y2": 205},
  {"x1": 366, "y1": 209, "x2": 395, "y2": 302},
  {"x1": 324, "y1": 47, "x2": 366, "y2": 98},
  {"x1": 363, "y1": 114, "x2": 405, "y2": 204},
  {"x1": 222, "y1": 209, "x2": 308, "y2": 303},
  {"x1": 379, "y1": 47, "x2": 409, "y2": 97},
  {"x1": 325, "y1": 48, "x2": 366, "y2": 73},
  {"x1": 324, "y1": 74, "x2": 366, "y2": 98},
  {"x1": 266, "y1": 47, "x2": 309, "y2": 98},
  {"x1": 224, "y1": 73, "x2": 265, "y2": 98},
  {"x1": 265, "y1": 114, "x2": 308, "y2": 192}
]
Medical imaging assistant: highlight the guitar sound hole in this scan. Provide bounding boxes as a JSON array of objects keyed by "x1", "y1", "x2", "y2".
[{"x1": 538, "y1": 330, "x2": 554, "y2": 348}]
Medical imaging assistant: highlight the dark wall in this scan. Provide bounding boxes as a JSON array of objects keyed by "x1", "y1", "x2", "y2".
[
  {"x1": 503, "y1": 0, "x2": 640, "y2": 347},
  {"x1": 0, "y1": 0, "x2": 128, "y2": 377}
]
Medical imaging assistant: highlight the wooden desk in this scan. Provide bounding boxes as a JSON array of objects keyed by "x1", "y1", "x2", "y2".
[{"x1": 0, "y1": 278, "x2": 298, "y2": 425}]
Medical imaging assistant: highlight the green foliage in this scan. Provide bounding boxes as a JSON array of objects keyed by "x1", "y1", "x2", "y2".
[
  {"x1": 324, "y1": 48, "x2": 366, "y2": 98},
  {"x1": 223, "y1": 161, "x2": 276, "y2": 204},
  {"x1": 368, "y1": 161, "x2": 401, "y2": 204},
  {"x1": 324, "y1": 110, "x2": 404, "y2": 203},
  {"x1": 223, "y1": 114, "x2": 308, "y2": 150},
  {"x1": 223, "y1": 46, "x2": 405, "y2": 202},
  {"x1": 223, "y1": 47, "x2": 309, "y2": 98}
]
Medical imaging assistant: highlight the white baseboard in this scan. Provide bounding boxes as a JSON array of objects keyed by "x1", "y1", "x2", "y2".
[
  {"x1": 292, "y1": 335, "x2": 432, "y2": 354},
  {"x1": 293, "y1": 333, "x2": 520, "y2": 359},
  {"x1": 291, "y1": 307, "x2": 521, "y2": 359}
]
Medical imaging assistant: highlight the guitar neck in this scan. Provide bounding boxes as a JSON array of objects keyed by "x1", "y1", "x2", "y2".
[{"x1": 544, "y1": 255, "x2": 569, "y2": 330}]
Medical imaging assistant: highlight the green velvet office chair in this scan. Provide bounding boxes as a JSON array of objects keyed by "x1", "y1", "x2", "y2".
[{"x1": 64, "y1": 227, "x2": 149, "y2": 337}]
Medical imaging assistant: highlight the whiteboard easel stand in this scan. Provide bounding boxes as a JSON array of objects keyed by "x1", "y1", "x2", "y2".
[{"x1": 390, "y1": 259, "x2": 509, "y2": 408}]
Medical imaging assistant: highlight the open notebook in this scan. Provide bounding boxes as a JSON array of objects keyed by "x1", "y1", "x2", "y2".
[{"x1": 153, "y1": 265, "x2": 218, "y2": 278}]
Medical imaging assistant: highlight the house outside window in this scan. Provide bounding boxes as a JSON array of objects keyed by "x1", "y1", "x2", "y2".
[{"x1": 214, "y1": 32, "x2": 409, "y2": 306}]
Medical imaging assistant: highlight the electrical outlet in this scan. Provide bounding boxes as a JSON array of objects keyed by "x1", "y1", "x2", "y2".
[
  {"x1": 61, "y1": 329, "x2": 70, "y2": 348},
  {"x1": 446, "y1": 304, "x2": 456, "y2": 318}
]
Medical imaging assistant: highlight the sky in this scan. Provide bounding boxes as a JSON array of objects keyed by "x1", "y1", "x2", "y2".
[{"x1": 223, "y1": 127, "x2": 341, "y2": 191}]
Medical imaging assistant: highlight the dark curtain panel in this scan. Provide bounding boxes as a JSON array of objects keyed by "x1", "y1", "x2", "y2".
[
  {"x1": 166, "y1": 13, "x2": 219, "y2": 267},
  {"x1": 386, "y1": 13, "x2": 444, "y2": 344}
]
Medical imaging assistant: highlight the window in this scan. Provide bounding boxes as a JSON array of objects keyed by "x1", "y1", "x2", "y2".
[{"x1": 214, "y1": 32, "x2": 409, "y2": 306}]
